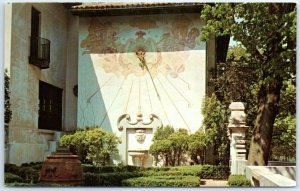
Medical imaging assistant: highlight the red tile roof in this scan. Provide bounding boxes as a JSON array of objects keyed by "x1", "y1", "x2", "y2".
[{"x1": 71, "y1": 2, "x2": 202, "y2": 10}]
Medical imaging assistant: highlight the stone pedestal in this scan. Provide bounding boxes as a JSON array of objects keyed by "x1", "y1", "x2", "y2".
[
  {"x1": 40, "y1": 148, "x2": 84, "y2": 185},
  {"x1": 228, "y1": 102, "x2": 248, "y2": 175}
]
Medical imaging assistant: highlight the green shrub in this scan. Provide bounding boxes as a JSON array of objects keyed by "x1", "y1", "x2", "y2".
[
  {"x1": 5, "y1": 164, "x2": 19, "y2": 173},
  {"x1": 228, "y1": 175, "x2": 251, "y2": 187},
  {"x1": 84, "y1": 172, "x2": 143, "y2": 186},
  {"x1": 172, "y1": 165, "x2": 203, "y2": 175},
  {"x1": 5, "y1": 182, "x2": 74, "y2": 187},
  {"x1": 82, "y1": 164, "x2": 142, "y2": 173},
  {"x1": 197, "y1": 165, "x2": 229, "y2": 179},
  {"x1": 60, "y1": 127, "x2": 120, "y2": 165},
  {"x1": 5, "y1": 182, "x2": 37, "y2": 187},
  {"x1": 82, "y1": 164, "x2": 115, "y2": 173},
  {"x1": 144, "y1": 165, "x2": 202, "y2": 176},
  {"x1": 5, "y1": 163, "x2": 41, "y2": 184},
  {"x1": 18, "y1": 167, "x2": 40, "y2": 183},
  {"x1": 5, "y1": 173, "x2": 23, "y2": 183},
  {"x1": 122, "y1": 176, "x2": 200, "y2": 187},
  {"x1": 21, "y1": 162, "x2": 42, "y2": 170}
]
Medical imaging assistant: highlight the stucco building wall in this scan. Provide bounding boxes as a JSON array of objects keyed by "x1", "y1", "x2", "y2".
[
  {"x1": 5, "y1": 4, "x2": 216, "y2": 166},
  {"x1": 78, "y1": 13, "x2": 215, "y2": 166},
  {"x1": 7, "y1": 3, "x2": 78, "y2": 165}
]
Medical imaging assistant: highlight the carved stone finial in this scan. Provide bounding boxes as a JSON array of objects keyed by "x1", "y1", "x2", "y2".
[
  {"x1": 137, "y1": 111, "x2": 143, "y2": 122},
  {"x1": 228, "y1": 102, "x2": 247, "y2": 127}
]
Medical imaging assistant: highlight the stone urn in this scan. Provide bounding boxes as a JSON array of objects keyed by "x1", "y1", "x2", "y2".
[{"x1": 40, "y1": 148, "x2": 84, "y2": 185}]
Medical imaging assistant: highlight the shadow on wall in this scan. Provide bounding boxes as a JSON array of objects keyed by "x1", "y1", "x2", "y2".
[{"x1": 78, "y1": 54, "x2": 112, "y2": 132}]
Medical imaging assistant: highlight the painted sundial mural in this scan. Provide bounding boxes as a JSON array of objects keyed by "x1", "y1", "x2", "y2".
[
  {"x1": 78, "y1": 13, "x2": 206, "y2": 138},
  {"x1": 81, "y1": 14, "x2": 202, "y2": 78}
]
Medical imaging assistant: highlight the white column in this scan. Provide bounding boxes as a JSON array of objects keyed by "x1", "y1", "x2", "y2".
[{"x1": 228, "y1": 102, "x2": 248, "y2": 175}]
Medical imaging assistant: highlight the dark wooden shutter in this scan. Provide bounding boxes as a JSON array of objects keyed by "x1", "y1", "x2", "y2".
[
  {"x1": 39, "y1": 81, "x2": 62, "y2": 131},
  {"x1": 31, "y1": 7, "x2": 40, "y2": 37}
]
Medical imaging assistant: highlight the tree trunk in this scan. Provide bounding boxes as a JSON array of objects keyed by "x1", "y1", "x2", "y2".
[
  {"x1": 165, "y1": 154, "x2": 169, "y2": 166},
  {"x1": 248, "y1": 78, "x2": 282, "y2": 165}
]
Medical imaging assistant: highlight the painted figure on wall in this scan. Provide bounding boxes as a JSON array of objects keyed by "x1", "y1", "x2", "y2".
[{"x1": 80, "y1": 15, "x2": 201, "y2": 79}]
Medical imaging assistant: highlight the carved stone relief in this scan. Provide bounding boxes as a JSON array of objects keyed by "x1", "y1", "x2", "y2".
[
  {"x1": 117, "y1": 112, "x2": 162, "y2": 167},
  {"x1": 135, "y1": 129, "x2": 146, "y2": 143}
]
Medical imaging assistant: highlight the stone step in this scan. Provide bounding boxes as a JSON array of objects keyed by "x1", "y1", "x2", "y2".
[
  {"x1": 236, "y1": 140, "x2": 246, "y2": 144},
  {"x1": 236, "y1": 144, "x2": 246, "y2": 148}
]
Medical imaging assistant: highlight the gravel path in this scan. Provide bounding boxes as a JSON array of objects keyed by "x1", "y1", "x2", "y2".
[{"x1": 200, "y1": 179, "x2": 228, "y2": 187}]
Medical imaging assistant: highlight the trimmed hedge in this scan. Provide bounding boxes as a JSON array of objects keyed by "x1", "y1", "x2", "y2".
[
  {"x1": 82, "y1": 164, "x2": 141, "y2": 173},
  {"x1": 4, "y1": 164, "x2": 40, "y2": 184},
  {"x1": 228, "y1": 175, "x2": 251, "y2": 187},
  {"x1": 17, "y1": 166, "x2": 40, "y2": 183},
  {"x1": 144, "y1": 165, "x2": 202, "y2": 176},
  {"x1": 84, "y1": 172, "x2": 143, "y2": 186},
  {"x1": 21, "y1": 162, "x2": 42, "y2": 170},
  {"x1": 5, "y1": 173, "x2": 23, "y2": 183},
  {"x1": 197, "y1": 165, "x2": 230, "y2": 179},
  {"x1": 4, "y1": 164, "x2": 19, "y2": 174},
  {"x1": 145, "y1": 167, "x2": 171, "y2": 172},
  {"x1": 5, "y1": 183, "x2": 37, "y2": 187},
  {"x1": 6, "y1": 183, "x2": 70, "y2": 187},
  {"x1": 122, "y1": 176, "x2": 200, "y2": 187}
]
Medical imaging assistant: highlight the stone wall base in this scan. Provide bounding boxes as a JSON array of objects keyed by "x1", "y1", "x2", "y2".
[{"x1": 231, "y1": 159, "x2": 247, "y2": 175}]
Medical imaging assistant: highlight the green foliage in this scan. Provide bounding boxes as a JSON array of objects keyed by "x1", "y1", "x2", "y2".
[
  {"x1": 271, "y1": 81, "x2": 296, "y2": 160},
  {"x1": 60, "y1": 127, "x2": 121, "y2": 165},
  {"x1": 5, "y1": 173, "x2": 23, "y2": 183},
  {"x1": 201, "y1": 3, "x2": 296, "y2": 165},
  {"x1": 82, "y1": 164, "x2": 141, "y2": 173},
  {"x1": 17, "y1": 167, "x2": 40, "y2": 183},
  {"x1": 5, "y1": 182, "x2": 38, "y2": 187},
  {"x1": 277, "y1": 80, "x2": 296, "y2": 116},
  {"x1": 228, "y1": 175, "x2": 251, "y2": 186},
  {"x1": 81, "y1": 164, "x2": 202, "y2": 187},
  {"x1": 84, "y1": 172, "x2": 142, "y2": 186},
  {"x1": 153, "y1": 125, "x2": 174, "y2": 140},
  {"x1": 197, "y1": 165, "x2": 230, "y2": 179},
  {"x1": 188, "y1": 130, "x2": 211, "y2": 164},
  {"x1": 172, "y1": 165, "x2": 203, "y2": 176},
  {"x1": 149, "y1": 126, "x2": 189, "y2": 166},
  {"x1": 144, "y1": 165, "x2": 202, "y2": 176},
  {"x1": 21, "y1": 162, "x2": 43, "y2": 170},
  {"x1": 4, "y1": 163, "x2": 40, "y2": 184},
  {"x1": 201, "y1": 94, "x2": 229, "y2": 165},
  {"x1": 212, "y1": 45, "x2": 258, "y2": 111},
  {"x1": 201, "y1": 3, "x2": 296, "y2": 82},
  {"x1": 122, "y1": 176, "x2": 200, "y2": 187},
  {"x1": 5, "y1": 164, "x2": 19, "y2": 174},
  {"x1": 4, "y1": 70, "x2": 12, "y2": 124},
  {"x1": 5, "y1": 183, "x2": 69, "y2": 187},
  {"x1": 209, "y1": 44, "x2": 258, "y2": 160}
]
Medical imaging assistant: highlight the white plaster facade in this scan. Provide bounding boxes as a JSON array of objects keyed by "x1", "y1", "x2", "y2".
[
  {"x1": 5, "y1": 3, "x2": 216, "y2": 166},
  {"x1": 5, "y1": 3, "x2": 78, "y2": 165}
]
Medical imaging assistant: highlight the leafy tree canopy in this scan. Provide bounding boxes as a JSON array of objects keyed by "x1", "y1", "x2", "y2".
[{"x1": 201, "y1": 3, "x2": 296, "y2": 165}]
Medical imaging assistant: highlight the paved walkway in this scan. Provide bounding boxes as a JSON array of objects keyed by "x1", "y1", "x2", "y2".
[{"x1": 200, "y1": 179, "x2": 228, "y2": 187}]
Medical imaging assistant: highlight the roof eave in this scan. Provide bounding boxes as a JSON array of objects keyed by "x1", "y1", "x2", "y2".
[{"x1": 70, "y1": 4, "x2": 203, "y2": 17}]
